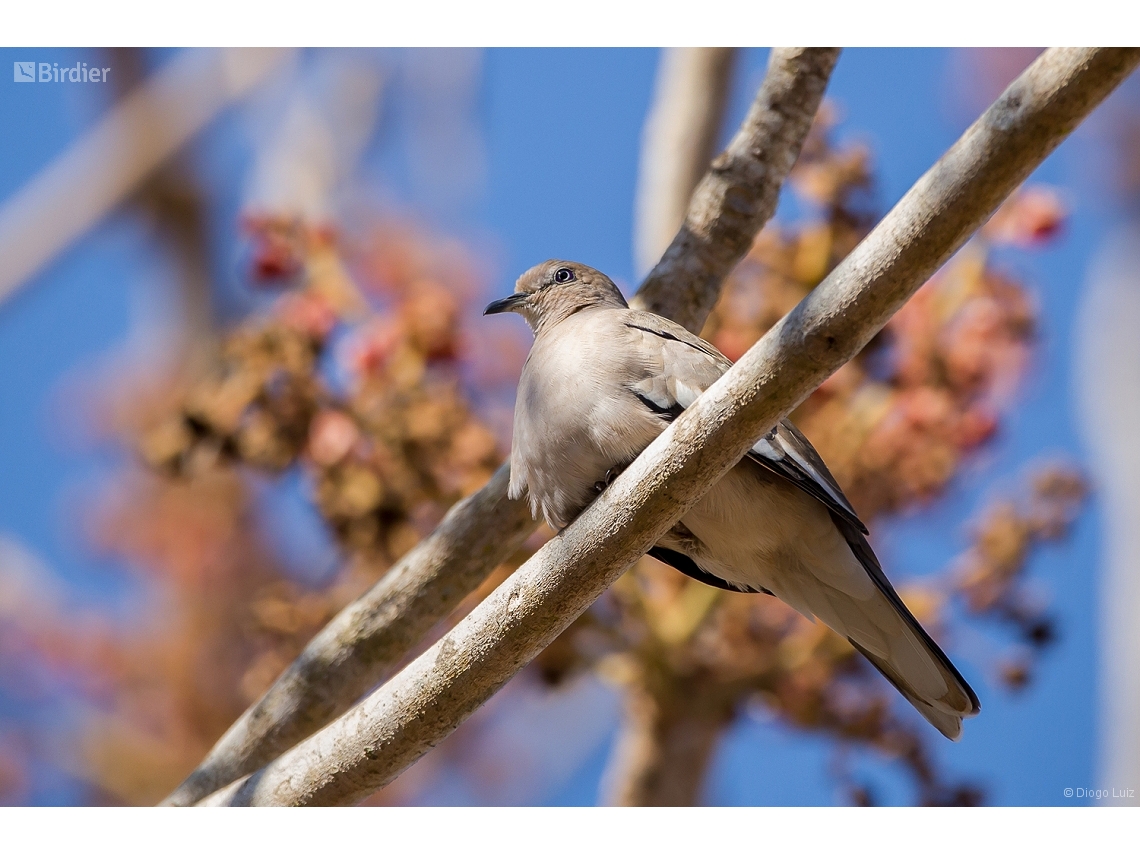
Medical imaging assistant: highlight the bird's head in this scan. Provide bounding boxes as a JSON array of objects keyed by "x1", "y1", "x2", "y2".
[{"x1": 484, "y1": 260, "x2": 628, "y2": 333}]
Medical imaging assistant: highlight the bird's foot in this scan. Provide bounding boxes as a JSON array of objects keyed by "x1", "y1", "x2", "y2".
[{"x1": 593, "y1": 465, "x2": 626, "y2": 495}]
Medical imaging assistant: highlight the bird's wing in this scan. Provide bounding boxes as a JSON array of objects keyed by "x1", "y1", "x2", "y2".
[
  {"x1": 752, "y1": 419, "x2": 868, "y2": 534},
  {"x1": 623, "y1": 312, "x2": 867, "y2": 534},
  {"x1": 647, "y1": 545, "x2": 772, "y2": 594},
  {"x1": 622, "y1": 315, "x2": 729, "y2": 420}
]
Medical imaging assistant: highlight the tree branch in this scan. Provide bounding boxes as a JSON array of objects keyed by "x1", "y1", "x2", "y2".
[
  {"x1": 163, "y1": 46, "x2": 839, "y2": 806},
  {"x1": 199, "y1": 47, "x2": 1140, "y2": 807},
  {"x1": 0, "y1": 48, "x2": 291, "y2": 309},
  {"x1": 633, "y1": 47, "x2": 737, "y2": 278},
  {"x1": 164, "y1": 466, "x2": 535, "y2": 805},
  {"x1": 631, "y1": 47, "x2": 841, "y2": 332},
  {"x1": 604, "y1": 666, "x2": 733, "y2": 806}
]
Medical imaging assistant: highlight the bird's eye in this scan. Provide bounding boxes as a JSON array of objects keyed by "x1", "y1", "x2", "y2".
[{"x1": 553, "y1": 267, "x2": 574, "y2": 284}]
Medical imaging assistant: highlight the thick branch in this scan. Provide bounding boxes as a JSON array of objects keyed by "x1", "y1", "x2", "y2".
[
  {"x1": 604, "y1": 667, "x2": 732, "y2": 806},
  {"x1": 164, "y1": 47, "x2": 838, "y2": 806},
  {"x1": 631, "y1": 47, "x2": 841, "y2": 331},
  {"x1": 633, "y1": 47, "x2": 737, "y2": 277},
  {"x1": 200, "y1": 48, "x2": 1140, "y2": 807},
  {"x1": 165, "y1": 466, "x2": 535, "y2": 805}
]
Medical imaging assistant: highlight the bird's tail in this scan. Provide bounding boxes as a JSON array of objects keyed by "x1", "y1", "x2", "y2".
[
  {"x1": 832, "y1": 515, "x2": 980, "y2": 740},
  {"x1": 848, "y1": 640, "x2": 977, "y2": 740}
]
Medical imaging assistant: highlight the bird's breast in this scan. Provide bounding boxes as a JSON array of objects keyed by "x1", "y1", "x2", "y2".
[{"x1": 510, "y1": 326, "x2": 664, "y2": 530}]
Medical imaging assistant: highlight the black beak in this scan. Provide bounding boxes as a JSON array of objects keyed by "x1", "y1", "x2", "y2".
[{"x1": 483, "y1": 294, "x2": 527, "y2": 316}]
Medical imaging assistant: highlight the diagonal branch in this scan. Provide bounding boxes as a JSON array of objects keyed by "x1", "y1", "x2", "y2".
[
  {"x1": 631, "y1": 47, "x2": 841, "y2": 330},
  {"x1": 0, "y1": 48, "x2": 291, "y2": 309},
  {"x1": 163, "y1": 46, "x2": 839, "y2": 806},
  {"x1": 199, "y1": 47, "x2": 1140, "y2": 807}
]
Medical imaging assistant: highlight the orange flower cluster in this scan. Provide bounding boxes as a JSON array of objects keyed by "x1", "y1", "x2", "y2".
[
  {"x1": 956, "y1": 465, "x2": 1087, "y2": 689},
  {"x1": 137, "y1": 216, "x2": 502, "y2": 560}
]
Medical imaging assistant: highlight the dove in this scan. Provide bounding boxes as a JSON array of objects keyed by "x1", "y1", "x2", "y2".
[{"x1": 485, "y1": 259, "x2": 980, "y2": 739}]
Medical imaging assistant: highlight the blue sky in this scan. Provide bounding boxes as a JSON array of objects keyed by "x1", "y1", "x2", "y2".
[{"x1": 0, "y1": 47, "x2": 1130, "y2": 805}]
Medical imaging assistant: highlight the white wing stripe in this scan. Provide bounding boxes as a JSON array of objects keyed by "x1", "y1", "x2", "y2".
[{"x1": 776, "y1": 436, "x2": 852, "y2": 512}]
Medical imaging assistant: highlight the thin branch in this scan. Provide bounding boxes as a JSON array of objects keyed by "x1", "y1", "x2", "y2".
[
  {"x1": 110, "y1": 48, "x2": 220, "y2": 363},
  {"x1": 631, "y1": 47, "x2": 841, "y2": 332},
  {"x1": 164, "y1": 46, "x2": 839, "y2": 807},
  {"x1": 200, "y1": 47, "x2": 1140, "y2": 807},
  {"x1": 633, "y1": 47, "x2": 737, "y2": 278},
  {"x1": 0, "y1": 48, "x2": 291, "y2": 309}
]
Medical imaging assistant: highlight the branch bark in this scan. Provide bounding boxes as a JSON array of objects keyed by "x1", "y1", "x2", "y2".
[
  {"x1": 604, "y1": 666, "x2": 734, "y2": 806},
  {"x1": 633, "y1": 47, "x2": 738, "y2": 278},
  {"x1": 631, "y1": 47, "x2": 841, "y2": 331},
  {"x1": 164, "y1": 46, "x2": 839, "y2": 806},
  {"x1": 199, "y1": 47, "x2": 1140, "y2": 807}
]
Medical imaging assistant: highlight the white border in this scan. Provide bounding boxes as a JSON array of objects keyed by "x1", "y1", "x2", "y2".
[
  {"x1": 1, "y1": 1, "x2": 1137, "y2": 48},
  {"x1": 0, "y1": 806, "x2": 1136, "y2": 852}
]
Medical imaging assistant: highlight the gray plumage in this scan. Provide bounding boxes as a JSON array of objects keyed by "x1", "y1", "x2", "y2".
[{"x1": 485, "y1": 259, "x2": 980, "y2": 740}]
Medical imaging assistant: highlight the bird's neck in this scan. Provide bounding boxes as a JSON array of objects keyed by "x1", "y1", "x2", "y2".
[{"x1": 530, "y1": 297, "x2": 626, "y2": 336}]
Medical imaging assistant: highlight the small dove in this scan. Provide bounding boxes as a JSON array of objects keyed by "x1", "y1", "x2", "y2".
[{"x1": 486, "y1": 259, "x2": 980, "y2": 739}]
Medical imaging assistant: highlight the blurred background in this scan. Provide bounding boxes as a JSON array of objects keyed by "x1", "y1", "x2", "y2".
[{"x1": 1, "y1": 47, "x2": 1139, "y2": 807}]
